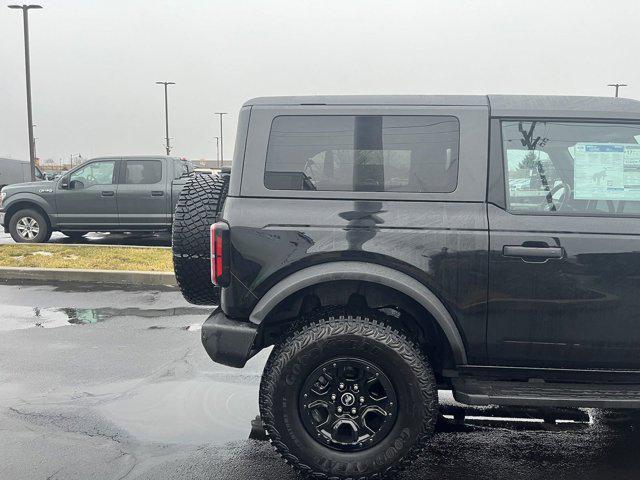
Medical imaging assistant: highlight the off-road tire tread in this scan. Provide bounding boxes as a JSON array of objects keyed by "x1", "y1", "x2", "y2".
[
  {"x1": 259, "y1": 313, "x2": 438, "y2": 480},
  {"x1": 172, "y1": 173, "x2": 229, "y2": 305}
]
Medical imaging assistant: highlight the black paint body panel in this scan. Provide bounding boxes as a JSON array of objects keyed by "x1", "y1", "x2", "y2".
[
  {"x1": 222, "y1": 197, "x2": 489, "y2": 363},
  {"x1": 213, "y1": 95, "x2": 640, "y2": 384},
  {"x1": 487, "y1": 204, "x2": 640, "y2": 369}
]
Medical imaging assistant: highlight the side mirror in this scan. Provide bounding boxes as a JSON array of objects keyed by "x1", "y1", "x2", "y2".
[{"x1": 59, "y1": 176, "x2": 69, "y2": 189}]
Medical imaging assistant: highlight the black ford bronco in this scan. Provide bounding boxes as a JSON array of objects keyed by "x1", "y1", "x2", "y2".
[{"x1": 172, "y1": 95, "x2": 640, "y2": 479}]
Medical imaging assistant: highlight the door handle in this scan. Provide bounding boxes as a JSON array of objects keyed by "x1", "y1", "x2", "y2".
[
  {"x1": 151, "y1": 190, "x2": 164, "y2": 197},
  {"x1": 101, "y1": 190, "x2": 115, "y2": 197},
  {"x1": 503, "y1": 245, "x2": 564, "y2": 259}
]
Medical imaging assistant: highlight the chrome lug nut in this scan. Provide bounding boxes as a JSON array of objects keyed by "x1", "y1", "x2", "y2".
[
  {"x1": 337, "y1": 406, "x2": 343, "y2": 413},
  {"x1": 339, "y1": 382, "x2": 345, "y2": 390},
  {"x1": 360, "y1": 396, "x2": 365, "y2": 403},
  {"x1": 351, "y1": 407, "x2": 356, "y2": 415},
  {"x1": 353, "y1": 384, "x2": 359, "y2": 392},
  {"x1": 331, "y1": 394, "x2": 337, "y2": 401}
]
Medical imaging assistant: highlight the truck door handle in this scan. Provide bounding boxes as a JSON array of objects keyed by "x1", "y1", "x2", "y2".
[
  {"x1": 101, "y1": 190, "x2": 115, "y2": 197},
  {"x1": 503, "y1": 245, "x2": 564, "y2": 260},
  {"x1": 151, "y1": 190, "x2": 164, "y2": 196}
]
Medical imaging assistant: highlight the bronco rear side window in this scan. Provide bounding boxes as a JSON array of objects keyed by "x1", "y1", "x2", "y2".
[{"x1": 264, "y1": 115, "x2": 459, "y2": 193}]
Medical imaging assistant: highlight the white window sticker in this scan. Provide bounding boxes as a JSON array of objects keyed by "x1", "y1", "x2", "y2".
[{"x1": 573, "y1": 144, "x2": 640, "y2": 201}]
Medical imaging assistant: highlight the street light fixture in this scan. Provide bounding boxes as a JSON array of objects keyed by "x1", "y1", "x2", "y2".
[
  {"x1": 608, "y1": 83, "x2": 628, "y2": 98},
  {"x1": 214, "y1": 112, "x2": 227, "y2": 166},
  {"x1": 8, "y1": 4, "x2": 42, "y2": 181},
  {"x1": 156, "y1": 81, "x2": 175, "y2": 155}
]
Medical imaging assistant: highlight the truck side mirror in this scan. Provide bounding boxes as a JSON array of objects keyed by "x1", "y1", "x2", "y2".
[{"x1": 59, "y1": 176, "x2": 69, "y2": 189}]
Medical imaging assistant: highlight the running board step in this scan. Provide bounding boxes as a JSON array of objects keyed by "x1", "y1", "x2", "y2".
[{"x1": 452, "y1": 378, "x2": 640, "y2": 409}]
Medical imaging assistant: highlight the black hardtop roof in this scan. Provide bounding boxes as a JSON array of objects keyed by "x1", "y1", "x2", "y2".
[
  {"x1": 243, "y1": 95, "x2": 487, "y2": 107},
  {"x1": 243, "y1": 95, "x2": 640, "y2": 119}
]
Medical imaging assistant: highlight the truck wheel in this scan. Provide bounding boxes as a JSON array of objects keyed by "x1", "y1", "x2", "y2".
[
  {"x1": 61, "y1": 231, "x2": 88, "y2": 240},
  {"x1": 9, "y1": 208, "x2": 51, "y2": 243},
  {"x1": 172, "y1": 173, "x2": 229, "y2": 305},
  {"x1": 259, "y1": 312, "x2": 438, "y2": 479}
]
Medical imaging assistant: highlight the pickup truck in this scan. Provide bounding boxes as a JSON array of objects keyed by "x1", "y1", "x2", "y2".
[{"x1": 0, "y1": 155, "x2": 193, "y2": 242}]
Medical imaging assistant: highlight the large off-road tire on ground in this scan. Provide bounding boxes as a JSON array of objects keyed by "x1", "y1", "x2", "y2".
[
  {"x1": 172, "y1": 173, "x2": 229, "y2": 305},
  {"x1": 9, "y1": 208, "x2": 51, "y2": 243},
  {"x1": 259, "y1": 312, "x2": 438, "y2": 479}
]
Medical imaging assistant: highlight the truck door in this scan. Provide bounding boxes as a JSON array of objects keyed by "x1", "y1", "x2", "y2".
[
  {"x1": 487, "y1": 119, "x2": 640, "y2": 369},
  {"x1": 55, "y1": 159, "x2": 119, "y2": 228},
  {"x1": 117, "y1": 158, "x2": 168, "y2": 228}
]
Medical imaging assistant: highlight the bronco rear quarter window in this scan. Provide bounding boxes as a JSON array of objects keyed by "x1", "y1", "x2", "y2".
[{"x1": 264, "y1": 115, "x2": 460, "y2": 193}]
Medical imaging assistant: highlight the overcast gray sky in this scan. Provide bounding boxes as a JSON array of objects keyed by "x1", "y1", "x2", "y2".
[{"x1": 1, "y1": 0, "x2": 639, "y2": 164}]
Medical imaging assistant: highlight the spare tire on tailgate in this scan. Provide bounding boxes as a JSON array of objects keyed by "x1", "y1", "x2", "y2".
[{"x1": 172, "y1": 173, "x2": 229, "y2": 305}]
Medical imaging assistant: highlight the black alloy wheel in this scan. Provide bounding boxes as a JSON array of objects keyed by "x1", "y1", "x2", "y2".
[{"x1": 300, "y1": 357, "x2": 398, "y2": 451}]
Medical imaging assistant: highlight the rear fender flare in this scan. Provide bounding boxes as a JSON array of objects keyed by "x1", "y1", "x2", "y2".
[{"x1": 249, "y1": 261, "x2": 468, "y2": 365}]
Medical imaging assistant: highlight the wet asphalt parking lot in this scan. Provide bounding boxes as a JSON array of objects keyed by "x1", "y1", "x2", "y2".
[
  {"x1": 1, "y1": 280, "x2": 640, "y2": 480},
  {"x1": 0, "y1": 231, "x2": 171, "y2": 246}
]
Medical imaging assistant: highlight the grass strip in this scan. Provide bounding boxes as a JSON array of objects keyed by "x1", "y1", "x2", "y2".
[{"x1": 0, "y1": 244, "x2": 173, "y2": 272}]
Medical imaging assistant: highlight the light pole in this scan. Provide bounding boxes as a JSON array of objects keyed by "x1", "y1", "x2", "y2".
[
  {"x1": 9, "y1": 4, "x2": 42, "y2": 182},
  {"x1": 156, "y1": 81, "x2": 175, "y2": 155},
  {"x1": 215, "y1": 112, "x2": 227, "y2": 165},
  {"x1": 608, "y1": 83, "x2": 628, "y2": 98},
  {"x1": 213, "y1": 136, "x2": 220, "y2": 166},
  {"x1": 31, "y1": 124, "x2": 37, "y2": 161}
]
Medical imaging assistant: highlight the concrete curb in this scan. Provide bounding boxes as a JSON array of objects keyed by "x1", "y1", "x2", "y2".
[{"x1": 0, "y1": 266, "x2": 176, "y2": 286}]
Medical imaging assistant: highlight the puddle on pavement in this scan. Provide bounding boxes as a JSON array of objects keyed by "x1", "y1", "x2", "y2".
[
  {"x1": 98, "y1": 374, "x2": 261, "y2": 445},
  {"x1": 97, "y1": 381, "x2": 593, "y2": 447},
  {"x1": 0, "y1": 305, "x2": 208, "y2": 331}
]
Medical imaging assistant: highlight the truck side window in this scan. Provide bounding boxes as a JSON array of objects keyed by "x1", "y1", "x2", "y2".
[
  {"x1": 503, "y1": 121, "x2": 640, "y2": 215},
  {"x1": 264, "y1": 115, "x2": 460, "y2": 193},
  {"x1": 68, "y1": 161, "x2": 115, "y2": 189},
  {"x1": 124, "y1": 160, "x2": 162, "y2": 184}
]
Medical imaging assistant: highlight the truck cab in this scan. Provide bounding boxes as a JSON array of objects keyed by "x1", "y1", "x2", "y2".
[{"x1": 1, "y1": 155, "x2": 193, "y2": 242}]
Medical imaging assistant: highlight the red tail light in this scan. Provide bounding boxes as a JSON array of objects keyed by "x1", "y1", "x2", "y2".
[{"x1": 210, "y1": 222, "x2": 230, "y2": 286}]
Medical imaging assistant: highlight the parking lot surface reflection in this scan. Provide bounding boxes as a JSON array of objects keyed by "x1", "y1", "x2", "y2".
[
  {"x1": 1, "y1": 280, "x2": 640, "y2": 479},
  {"x1": 0, "y1": 230, "x2": 171, "y2": 246},
  {"x1": 0, "y1": 305, "x2": 208, "y2": 330}
]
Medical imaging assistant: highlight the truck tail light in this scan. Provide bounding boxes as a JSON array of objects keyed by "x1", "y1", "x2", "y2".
[{"x1": 210, "y1": 221, "x2": 230, "y2": 287}]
